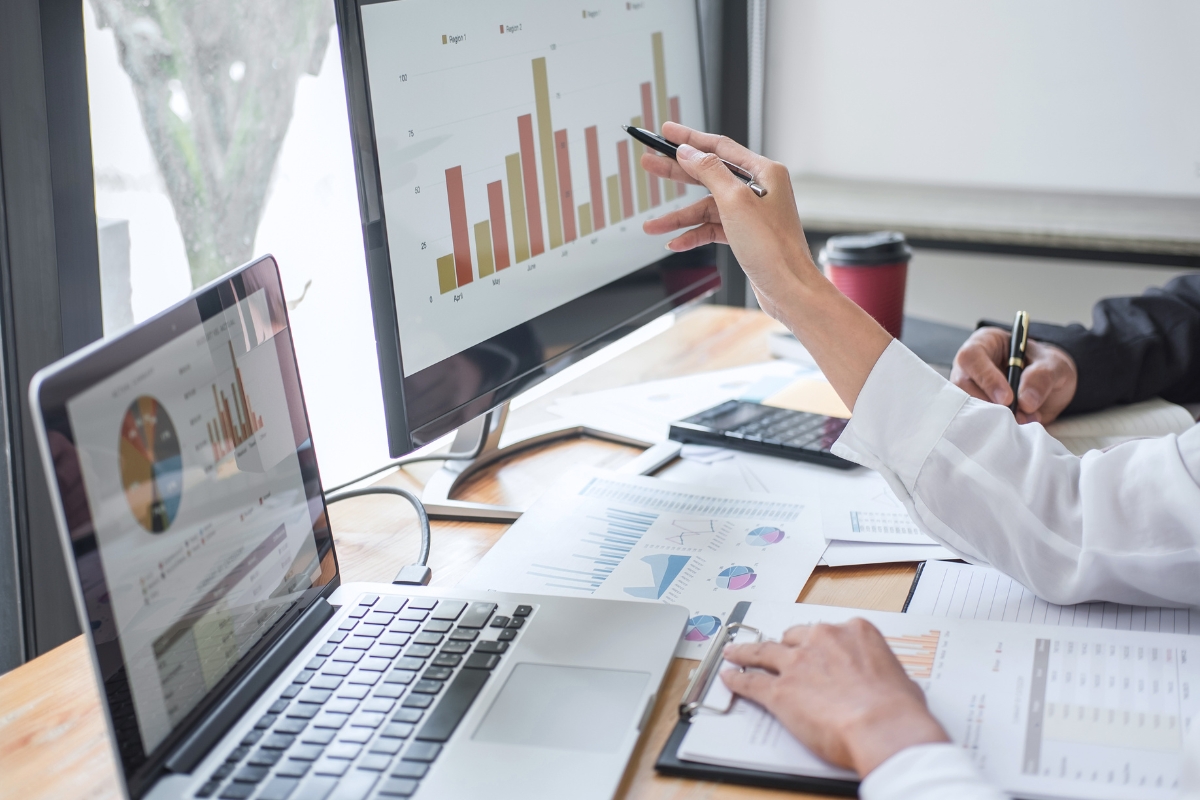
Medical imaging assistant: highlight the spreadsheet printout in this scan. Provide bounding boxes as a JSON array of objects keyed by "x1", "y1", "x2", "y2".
[{"x1": 907, "y1": 560, "x2": 1200, "y2": 634}]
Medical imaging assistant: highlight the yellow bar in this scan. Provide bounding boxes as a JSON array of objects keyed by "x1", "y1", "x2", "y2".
[
  {"x1": 532, "y1": 57, "x2": 563, "y2": 249},
  {"x1": 652, "y1": 32, "x2": 675, "y2": 201},
  {"x1": 631, "y1": 115, "x2": 649, "y2": 213},
  {"x1": 474, "y1": 221, "x2": 494, "y2": 277},
  {"x1": 436, "y1": 254, "x2": 456, "y2": 294},
  {"x1": 505, "y1": 153, "x2": 530, "y2": 263},
  {"x1": 578, "y1": 203, "x2": 592, "y2": 237},
  {"x1": 606, "y1": 175, "x2": 621, "y2": 226}
]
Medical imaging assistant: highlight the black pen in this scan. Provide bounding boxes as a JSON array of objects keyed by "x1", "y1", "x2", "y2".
[
  {"x1": 1007, "y1": 310, "x2": 1029, "y2": 414},
  {"x1": 623, "y1": 125, "x2": 767, "y2": 197}
]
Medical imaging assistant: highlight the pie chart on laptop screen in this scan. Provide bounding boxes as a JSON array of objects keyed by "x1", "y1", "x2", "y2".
[{"x1": 119, "y1": 396, "x2": 183, "y2": 533}]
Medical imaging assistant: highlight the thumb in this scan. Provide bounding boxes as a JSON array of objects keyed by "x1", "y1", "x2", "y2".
[
  {"x1": 1017, "y1": 362, "x2": 1055, "y2": 414},
  {"x1": 676, "y1": 143, "x2": 748, "y2": 202}
]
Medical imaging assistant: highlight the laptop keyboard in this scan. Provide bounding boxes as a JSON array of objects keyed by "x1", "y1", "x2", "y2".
[{"x1": 195, "y1": 594, "x2": 530, "y2": 800}]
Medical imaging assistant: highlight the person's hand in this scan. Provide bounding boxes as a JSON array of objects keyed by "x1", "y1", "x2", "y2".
[
  {"x1": 641, "y1": 122, "x2": 818, "y2": 321},
  {"x1": 640, "y1": 122, "x2": 893, "y2": 411},
  {"x1": 721, "y1": 619, "x2": 949, "y2": 777},
  {"x1": 950, "y1": 327, "x2": 1078, "y2": 424}
]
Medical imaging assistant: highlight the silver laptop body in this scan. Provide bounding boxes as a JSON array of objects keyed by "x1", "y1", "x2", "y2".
[{"x1": 30, "y1": 256, "x2": 685, "y2": 800}]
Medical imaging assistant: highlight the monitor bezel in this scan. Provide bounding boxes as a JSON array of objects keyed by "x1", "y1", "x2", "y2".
[
  {"x1": 336, "y1": 0, "x2": 718, "y2": 456},
  {"x1": 29, "y1": 256, "x2": 339, "y2": 798}
]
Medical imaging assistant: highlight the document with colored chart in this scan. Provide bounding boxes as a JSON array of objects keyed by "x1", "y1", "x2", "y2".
[
  {"x1": 459, "y1": 468, "x2": 826, "y2": 657},
  {"x1": 679, "y1": 602, "x2": 1199, "y2": 800}
]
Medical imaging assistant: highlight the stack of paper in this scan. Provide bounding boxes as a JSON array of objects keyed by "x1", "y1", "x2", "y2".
[
  {"x1": 1044, "y1": 397, "x2": 1194, "y2": 456},
  {"x1": 658, "y1": 449, "x2": 955, "y2": 567},
  {"x1": 907, "y1": 560, "x2": 1200, "y2": 633},
  {"x1": 459, "y1": 468, "x2": 828, "y2": 657},
  {"x1": 550, "y1": 366, "x2": 956, "y2": 568},
  {"x1": 678, "y1": 601, "x2": 1200, "y2": 800}
]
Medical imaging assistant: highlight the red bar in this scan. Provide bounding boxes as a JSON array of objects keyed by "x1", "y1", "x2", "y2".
[
  {"x1": 639, "y1": 81, "x2": 655, "y2": 132},
  {"x1": 517, "y1": 114, "x2": 544, "y2": 256},
  {"x1": 445, "y1": 166, "x2": 473, "y2": 286},
  {"x1": 617, "y1": 140, "x2": 634, "y2": 219},
  {"x1": 670, "y1": 96, "x2": 686, "y2": 196},
  {"x1": 584, "y1": 126, "x2": 604, "y2": 231},
  {"x1": 486, "y1": 181, "x2": 510, "y2": 270},
  {"x1": 640, "y1": 82, "x2": 660, "y2": 207},
  {"x1": 554, "y1": 129, "x2": 576, "y2": 243}
]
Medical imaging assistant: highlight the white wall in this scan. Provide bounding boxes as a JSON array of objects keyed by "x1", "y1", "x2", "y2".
[
  {"x1": 906, "y1": 250, "x2": 1198, "y2": 329},
  {"x1": 764, "y1": 1, "x2": 1200, "y2": 197}
]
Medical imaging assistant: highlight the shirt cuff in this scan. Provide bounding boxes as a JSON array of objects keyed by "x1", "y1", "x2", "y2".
[
  {"x1": 860, "y1": 743, "x2": 1010, "y2": 800},
  {"x1": 831, "y1": 339, "x2": 968, "y2": 494}
]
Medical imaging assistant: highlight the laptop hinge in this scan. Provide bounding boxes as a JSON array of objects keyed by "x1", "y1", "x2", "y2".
[{"x1": 164, "y1": 597, "x2": 335, "y2": 774}]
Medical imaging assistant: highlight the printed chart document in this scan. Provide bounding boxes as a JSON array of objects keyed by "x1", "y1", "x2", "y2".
[
  {"x1": 660, "y1": 449, "x2": 954, "y2": 565},
  {"x1": 679, "y1": 602, "x2": 1199, "y2": 800},
  {"x1": 549, "y1": 361, "x2": 813, "y2": 444},
  {"x1": 459, "y1": 468, "x2": 826, "y2": 656},
  {"x1": 908, "y1": 561, "x2": 1200, "y2": 634},
  {"x1": 1045, "y1": 397, "x2": 1194, "y2": 456}
]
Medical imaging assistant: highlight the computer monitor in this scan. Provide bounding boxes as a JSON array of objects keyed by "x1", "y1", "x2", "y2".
[{"x1": 335, "y1": 0, "x2": 718, "y2": 479}]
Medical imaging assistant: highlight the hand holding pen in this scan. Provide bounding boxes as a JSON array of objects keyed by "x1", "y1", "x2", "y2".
[
  {"x1": 624, "y1": 125, "x2": 767, "y2": 197},
  {"x1": 638, "y1": 122, "x2": 821, "y2": 326}
]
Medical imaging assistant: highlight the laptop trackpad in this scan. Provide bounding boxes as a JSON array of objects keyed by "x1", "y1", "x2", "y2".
[{"x1": 472, "y1": 663, "x2": 650, "y2": 753}]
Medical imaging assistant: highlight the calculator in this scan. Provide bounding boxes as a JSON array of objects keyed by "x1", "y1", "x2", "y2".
[{"x1": 668, "y1": 400, "x2": 855, "y2": 469}]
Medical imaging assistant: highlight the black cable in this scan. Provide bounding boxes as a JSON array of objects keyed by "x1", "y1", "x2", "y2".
[
  {"x1": 322, "y1": 452, "x2": 471, "y2": 495},
  {"x1": 324, "y1": 486, "x2": 432, "y2": 583}
]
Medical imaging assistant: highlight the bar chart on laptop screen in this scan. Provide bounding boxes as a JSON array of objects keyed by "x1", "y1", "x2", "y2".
[{"x1": 359, "y1": 0, "x2": 706, "y2": 375}]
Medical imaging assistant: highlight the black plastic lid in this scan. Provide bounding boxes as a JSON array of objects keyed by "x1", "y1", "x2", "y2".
[{"x1": 818, "y1": 231, "x2": 912, "y2": 266}]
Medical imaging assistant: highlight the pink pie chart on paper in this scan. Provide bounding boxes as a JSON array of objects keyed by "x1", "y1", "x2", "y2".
[{"x1": 716, "y1": 565, "x2": 757, "y2": 590}]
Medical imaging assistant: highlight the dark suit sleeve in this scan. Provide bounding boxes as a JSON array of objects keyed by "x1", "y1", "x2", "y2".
[{"x1": 1012, "y1": 274, "x2": 1200, "y2": 414}]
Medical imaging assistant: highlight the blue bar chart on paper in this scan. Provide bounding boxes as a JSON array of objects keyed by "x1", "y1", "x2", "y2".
[{"x1": 460, "y1": 468, "x2": 829, "y2": 656}]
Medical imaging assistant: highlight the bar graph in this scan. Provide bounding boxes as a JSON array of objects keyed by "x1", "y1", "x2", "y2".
[
  {"x1": 430, "y1": 31, "x2": 690, "y2": 296},
  {"x1": 886, "y1": 631, "x2": 941, "y2": 679},
  {"x1": 525, "y1": 507, "x2": 658, "y2": 593},
  {"x1": 207, "y1": 341, "x2": 265, "y2": 462},
  {"x1": 360, "y1": 0, "x2": 706, "y2": 373}
]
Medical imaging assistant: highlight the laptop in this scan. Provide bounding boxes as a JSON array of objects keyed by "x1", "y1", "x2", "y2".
[{"x1": 31, "y1": 255, "x2": 686, "y2": 800}]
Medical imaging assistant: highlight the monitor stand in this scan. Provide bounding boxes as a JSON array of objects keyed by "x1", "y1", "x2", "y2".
[{"x1": 420, "y1": 403, "x2": 684, "y2": 523}]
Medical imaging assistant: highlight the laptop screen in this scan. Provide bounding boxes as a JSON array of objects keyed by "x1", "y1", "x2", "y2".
[{"x1": 34, "y1": 257, "x2": 336, "y2": 793}]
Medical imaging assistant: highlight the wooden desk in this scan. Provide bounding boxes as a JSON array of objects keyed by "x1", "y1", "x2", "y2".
[{"x1": 0, "y1": 306, "x2": 918, "y2": 800}]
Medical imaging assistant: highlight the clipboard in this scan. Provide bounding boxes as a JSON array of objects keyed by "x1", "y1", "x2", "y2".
[{"x1": 655, "y1": 565, "x2": 929, "y2": 792}]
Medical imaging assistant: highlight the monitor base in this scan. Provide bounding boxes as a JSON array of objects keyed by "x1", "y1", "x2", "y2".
[{"x1": 420, "y1": 403, "x2": 681, "y2": 523}]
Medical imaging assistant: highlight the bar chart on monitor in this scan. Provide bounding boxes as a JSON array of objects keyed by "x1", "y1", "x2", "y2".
[{"x1": 359, "y1": 1, "x2": 707, "y2": 374}]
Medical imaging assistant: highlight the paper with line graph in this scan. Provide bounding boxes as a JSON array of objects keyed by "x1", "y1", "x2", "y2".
[
  {"x1": 459, "y1": 468, "x2": 825, "y2": 656},
  {"x1": 679, "y1": 602, "x2": 1200, "y2": 800}
]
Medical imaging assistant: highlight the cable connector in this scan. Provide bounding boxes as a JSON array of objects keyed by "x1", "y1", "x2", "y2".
[{"x1": 393, "y1": 565, "x2": 433, "y2": 586}]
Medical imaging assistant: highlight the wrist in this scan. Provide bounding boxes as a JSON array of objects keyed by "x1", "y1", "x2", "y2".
[{"x1": 841, "y1": 703, "x2": 949, "y2": 777}]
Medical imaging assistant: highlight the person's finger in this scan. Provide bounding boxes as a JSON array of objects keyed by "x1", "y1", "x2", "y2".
[
  {"x1": 955, "y1": 344, "x2": 1012, "y2": 406},
  {"x1": 720, "y1": 667, "x2": 777, "y2": 706},
  {"x1": 676, "y1": 143, "x2": 751, "y2": 203},
  {"x1": 643, "y1": 195, "x2": 719, "y2": 235},
  {"x1": 641, "y1": 151, "x2": 701, "y2": 185},
  {"x1": 666, "y1": 222, "x2": 727, "y2": 251},
  {"x1": 781, "y1": 624, "x2": 814, "y2": 646},
  {"x1": 1016, "y1": 360, "x2": 1057, "y2": 415},
  {"x1": 662, "y1": 122, "x2": 771, "y2": 174},
  {"x1": 724, "y1": 640, "x2": 791, "y2": 673},
  {"x1": 955, "y1": 377, "x2": 993, "y2": 403}
]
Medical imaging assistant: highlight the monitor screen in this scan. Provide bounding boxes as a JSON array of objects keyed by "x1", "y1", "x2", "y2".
[
  {"x1": 340, "y1": 0, "x2": 718, "y2": 453},
  {"x1": 34, "y1": 258, "x2": 336, "y2": 791}
]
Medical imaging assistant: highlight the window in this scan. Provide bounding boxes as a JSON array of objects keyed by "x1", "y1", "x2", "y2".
[{"x1": 85, "y1": 1, "x2": 388, "y2": 484}]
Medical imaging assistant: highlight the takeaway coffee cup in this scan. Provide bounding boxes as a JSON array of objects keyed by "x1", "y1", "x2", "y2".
[{"x1": 818, "y1": 231, "x2": 912, "y2": 339}]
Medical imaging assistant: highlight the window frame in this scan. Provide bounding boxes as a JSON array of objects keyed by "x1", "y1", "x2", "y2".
[{"x1": 0, "y1": 0, "x2": 103, "y2": 668}]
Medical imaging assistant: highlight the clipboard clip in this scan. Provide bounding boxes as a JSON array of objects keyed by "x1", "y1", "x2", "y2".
[{"x1": 679, "y1": 622, "x2": 763, "y2": 719}]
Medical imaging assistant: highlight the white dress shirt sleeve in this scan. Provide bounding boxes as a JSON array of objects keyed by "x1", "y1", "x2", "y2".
[
  {"x1": 859, "y1": 744, "x2": 1010, "y2": 800},
  {"x1": 832, "y1": 339, "x2": 1200, "y2": 607}
]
